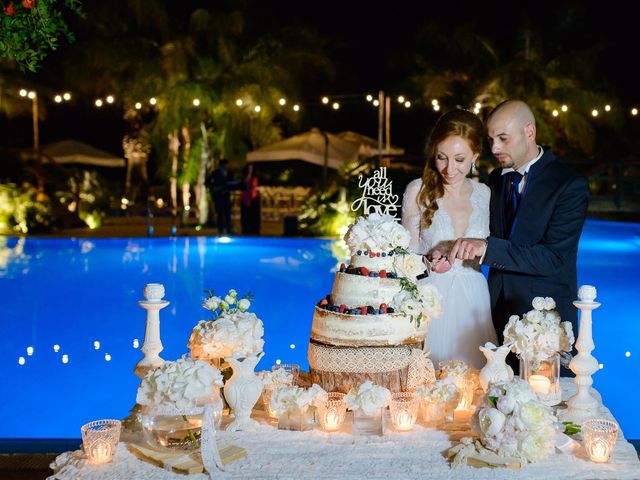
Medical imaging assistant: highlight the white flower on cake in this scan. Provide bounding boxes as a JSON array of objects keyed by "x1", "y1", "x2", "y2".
[
  {"x1": 202, "y1": 288, "x2": 253, "y2": 320},
  {"x1": 503, "y1": 296, "x2": 575, "y2": 367},
  {"x1": 344, "y1": 381, "x2": 391, "y2": 415},
  {"x1": 344, "y1": 213, "x2": 410, "y2": 253},
  {"x1": 417, "y1": 282, "x2": 443, "y2": 318},
  {"x1": 269, "y1": 384, "x2": 326, "y2": 416},
  {"x1": 136, "y1": 357, "x2": 223, "y2": 410},
  {"x1": 392, "y1": 253, "x2": 426, "y2": 281},
  {"x1": 188, "y1": 311, "x2": 265, "y2": 360},
  {"x1": 472, "y1": 378, "x2": 555, "y2": 462}
]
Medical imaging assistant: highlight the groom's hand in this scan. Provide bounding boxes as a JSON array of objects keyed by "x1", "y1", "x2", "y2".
[{"x1": 450, "y1": 238, "x2": 488, "y2": 261}]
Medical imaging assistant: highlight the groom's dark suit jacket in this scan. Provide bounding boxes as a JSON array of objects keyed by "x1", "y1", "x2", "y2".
[{"x1": 484, "y1": 148, "x2": 589, "y2": 342}]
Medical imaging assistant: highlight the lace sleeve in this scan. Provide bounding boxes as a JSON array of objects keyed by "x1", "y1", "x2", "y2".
[
  {"x1": 401, "y1": 179, "x2": 423, "y2": 253},
  {"x1": 477, "y1": 182, "x2": 490, "y2": 238}
]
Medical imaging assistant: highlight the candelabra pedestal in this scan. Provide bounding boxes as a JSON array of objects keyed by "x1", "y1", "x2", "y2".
[
  {"x1": 561, "y1": 285, "x2": 605, "y2": 423},
  {"x1": 134, "y1": 283, "x2": 169, "y2": 379}
]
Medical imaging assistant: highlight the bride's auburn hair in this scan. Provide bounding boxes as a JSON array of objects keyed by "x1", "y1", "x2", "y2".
[{"x1": 417, "y1": 109, "x2": 485, "y2": 228}]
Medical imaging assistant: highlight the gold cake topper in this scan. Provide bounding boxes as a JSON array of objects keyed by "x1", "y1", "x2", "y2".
[{"x1": 350, "y1": 167, "x2": 399, "y2": 216}]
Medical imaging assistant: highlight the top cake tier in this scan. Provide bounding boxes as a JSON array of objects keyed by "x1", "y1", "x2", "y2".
[{"x1": 344, "y1": 213, "x2": 411, "y2": 255}]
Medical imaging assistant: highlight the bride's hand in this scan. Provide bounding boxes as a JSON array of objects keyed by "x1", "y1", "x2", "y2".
[{"x1": 427, "y1": 250, "x2": 452, "y2": 273}]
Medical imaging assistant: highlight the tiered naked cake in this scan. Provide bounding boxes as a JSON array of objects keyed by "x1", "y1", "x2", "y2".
[{"x1": 308, "y1": 212, "x2": 442, "y2": 393}]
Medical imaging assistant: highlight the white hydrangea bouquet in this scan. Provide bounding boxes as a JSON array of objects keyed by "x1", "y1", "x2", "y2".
[
  {"x1": 415, "y1": 380, "x2": 460, "y2": 406},
  {"x1": 258, "y1": 368, "x2": 294, "y2": 387},
  {"x1": 344, "y1": 381, "x2": 392, "y2": 416},
  {"x1": 137, "y1": 357, "x2": 224, "y2": 414},
  {"x1": 448, "y1": 378, "x2": 557, "y2": 468},
  {"x1": 269, "y1": 384, "x2": 326, "y2": 418},
  {"x1": 503, "y1": 296, "x2": 575, "y2": 368},
  {"x1": 344, "y1": 213, "x2": 411, "y2": 252},
  {"x1": 188, "y1": 288, "x2": 265, "y2": 361}
]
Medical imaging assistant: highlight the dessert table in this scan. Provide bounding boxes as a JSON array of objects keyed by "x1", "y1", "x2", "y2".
[{"x1": 48, "y1": 380, "x2": 640, "y2": 480}]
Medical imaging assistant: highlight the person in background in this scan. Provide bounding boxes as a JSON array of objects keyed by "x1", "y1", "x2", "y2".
[
  {"x1": 241, "y1": 162, "x2": 261, "y2": 235},
  {"x1": 210, "y1": 159, "x2": 233, "y2": 235}
]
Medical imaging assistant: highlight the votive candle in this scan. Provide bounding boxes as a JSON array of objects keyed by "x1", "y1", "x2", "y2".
[{"x1": 528, "y1": 374, "x2": 551, "y2": 394}]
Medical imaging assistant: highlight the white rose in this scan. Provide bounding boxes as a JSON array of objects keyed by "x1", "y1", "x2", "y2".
[
  {"x1": 417, "y1": 282, "x2": 443, "y2": 319},
  {"x1": 478, "y1": 407, "x2": 506, "y2": 437},
  {"x1": 344, "y1": 381, "x2": 391, "y2": 415},
  {"x1": 543, "y1": 297, "x2": 556, "y2": 310},
  {"x1": 203, "y1": 296, "x2": 221, "y2": 311},
  {"x1": 496, "y1": 394, "x2": 516, "y2": 415},
  {"x1": 238, "y1": 298, "x2": 251, "y2": 312},
  {"x1": 224, "y1": 294, "x2": 236, "y2": 305},
  {"x1": 519, "y1": 428, "x2": 556, "y2": 462},
  {"x1": 228, "y1": 289, "x2": 238, "y2": 298},
  {"x1": 392, "y1": 254, "x2": 426, "y2": 281},
  {"x1": 525, "y1": 310, "x2": 544, "y2": 324},
  {"x1": 531, "y1": 297, "x2": 546, "y2": 311}
]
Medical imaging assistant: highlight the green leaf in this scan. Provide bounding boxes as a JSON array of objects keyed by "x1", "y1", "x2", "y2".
[{"x1": 487, "y1": 395, "x2": 498, "y2": 407}]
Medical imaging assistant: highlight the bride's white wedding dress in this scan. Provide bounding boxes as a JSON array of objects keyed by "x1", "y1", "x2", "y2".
[{"x1": 402, "y1": 178, "x2": 497, "y2": 368}]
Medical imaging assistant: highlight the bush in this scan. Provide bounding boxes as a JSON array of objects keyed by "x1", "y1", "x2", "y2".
[{"x1": 0, "y1": 183, "x2": 55, "y2": 233}]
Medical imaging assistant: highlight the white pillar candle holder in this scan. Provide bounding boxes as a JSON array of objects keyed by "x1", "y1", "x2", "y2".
[
  {"x1": 134, "y1": 283, "x2": 169, "y2": 379},
  {"x1": 563, "y1": 285, "x2": 604, "y2": 423}
]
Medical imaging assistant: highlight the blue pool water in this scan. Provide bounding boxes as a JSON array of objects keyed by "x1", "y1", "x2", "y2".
[{"x1": 0, "y1": 219, "x2": 639, "y2": 440}]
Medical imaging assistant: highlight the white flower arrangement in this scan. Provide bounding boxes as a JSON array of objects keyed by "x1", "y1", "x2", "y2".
[
  {"x1": 390, "y1": 280, "x2": 442, "y2": 328},
  {"x1": 467, "y1": 378, "x2": 557, "y2": 463},
  {"x1": 257, "y1": 368, "x2": 294, "y2": 387},
  {"x1": 188, "y1": 311, "x2": 265, "y2": 360},
  {"x1": 202, "y1": 288, "x2": 253, "y2": 320},
  {"x1": 269, "y1": 384, "x2": 326, "y2": 417},
  {"x1": 438, "y1": 360, "x2": 477, "y2": 384},
  {"x1": 344, "y1": 381, "x2": 391, "y2": 416},
  {"x1": 392, "y1": 253, "x2": 426, "y2": 281},
  {"x1": 344, "y1": 213, "x2": 411, "y2": 253},
  {"x1": 503, "y1": 296, "x2": 575, "y2": 367},
  {"x1": 136, "y1": 357, "x2": 224, "y2": 411},
  {"x1": 415, "y1": 380, "x2": 460, "y2": 406}
]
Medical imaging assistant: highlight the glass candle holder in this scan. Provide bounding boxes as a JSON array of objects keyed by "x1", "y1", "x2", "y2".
[
  {"x1": 583, "y1": 419, "x2": 619, "y2": 463},
  {"x1": 317, "y1": 392, "x2": 347, "y2": 432},
  {"x1": 519, "y1": 352, "x2": 561, "y2": 406},
  {"x1": 81, "y1": 419, "x2": 121, "y2": 464},
  {"x1": 262, "y1": 383, "x2": 279, "y2": 419},
  {"x1": 277, "y1": 408, "x2": 315, "y2": 431},
  {"x1": 455, "y1": 377, "x2": 476, "y2": 412},
  {"x1": 352, "y1": 408, "x2": 384, "y2": 436},
  {"x1": 272, "y1": 363, "x2": 300, "y2": 385},
  {"x1": 389, "y1": 392, "x2": 419, "y2": 431},
  {"x1": 421, "y1": 402, "x2": 444, "y2": 427}
]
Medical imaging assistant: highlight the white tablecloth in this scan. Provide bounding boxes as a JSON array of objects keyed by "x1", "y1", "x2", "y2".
[{"x1": 48, "y1": 380, "x2": 640, "y2": 480}]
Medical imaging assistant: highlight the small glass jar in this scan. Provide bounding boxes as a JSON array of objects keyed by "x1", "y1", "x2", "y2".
[
  {"x1": 81, "y1": 419, "x2": 121, "y2": 464},
  {"x1": 520, "y1": 352, "x2": 561, "y2": 406},
  {"x1": 316, "y1": 392, "x2": 347, "y2": 431},
  {"x1": 272, "y1": 363, "x2": 300, "y2": 385},
  {"x1": 262, "y1": 383, "x2": 279, "y2": 420},
  {"x1": 583, "y1": 419, "x2": 619, "y2": 463},
  {"x1": 352, "y1": 408, "x2": 384, "y2": 436},
  {"x1": 389, "y1": 392, "x2": 419, "y2": 431},
  {"x1": 277, "y1": 408, "x2": 315, "y2": 431},
  {"x1": 421, "y1": 402, "x2": 444, "y2": 427},
  {"x1": 139, "y1": 412, "x2": 203, "y2": 451}
]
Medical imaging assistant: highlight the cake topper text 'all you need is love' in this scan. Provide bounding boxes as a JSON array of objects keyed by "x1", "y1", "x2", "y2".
[{"x1": 350, "y1": 168, "x2": 399, "y2": 216}]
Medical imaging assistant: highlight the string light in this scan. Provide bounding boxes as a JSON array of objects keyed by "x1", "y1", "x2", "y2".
[
  {"x1": 290, "y1": 343, "x2": 296, "y2": 349},
  {"x1": 561, "y1": 104, "x2": 568, "y2": 112},
  {"x1": 473, "y1": 107, "x2": 480, "y2": 114},
  {"x1": 105, "y1": 353, "x2": 112, "y2": 361},
  {"x1": 275, "y1": 359, "x2": 281, "y2": 365},
  {"x1": 373, "y1": 99, "x2": 380, "y2": 107},
  {"x1": 591, "y1": 109, "x2": 599, "y2": 117},
  {"x1": 54, "y1": 95, "x2": 63, "y2": 103},
  {"x1": 254, "y1": 105, "x2": 261, "y2": 112},
  {"x1": 63, "y1": 92, "x2": 71, "y2": 101},
  {"x1": 19, "y1": 89, "x2": 27, "y2": 97},
  {"x1": 62, "y1": 354, "x2": 69, "y2": 364},
  {"x1": 279, "y1": 98, "x2": 286, "y2": 106},
  {"x1": 95, "y1": 99, "x2": 103, "y2": 107},
  {"x1": 599, "y1": 363, "x2": 604, "y2": 369},
  {"x1": 192, "y1": 98, "x2": 200, "y2": 106},
  {"x1": 27, "y1": 91, "x2": 36, "y2": 99},
  {"x1": 149, "y1": 97, "x2": 157, "y2": 105},
  {"x1": 632, "y1": 108, "x2": 638, "y2": 116},
  {"x1": 235, "y1": 99, "x2": 243, "y2": 106},
  {"x1": 475, "y1": 102, "x2": 481, "y2": 109},
  {"x1": 604, "y1": 104, "x2": 611, "y2": 112},
  {"x1": 366, "y1": 94, "x2": 373, "y2": 102},
  {"x1": 293, "y1": 104, "x2": 300, "y2": 112},
  {"x1": 94, "y1": 341, "x2": 100, "y2": 350},
  {"x1": 26, "y1": 346, "x2": 34, "y2": 356},
  {"x1": 53, "y1": 344, "x2": 60, "y2": 352},
  {"x1": 404, "y1": 101, "x2": 411, "y2": 108},
  {"x1": 552, "y1": 109, "x2": 559, "y2": 117},
  {"x1": 134, "y1": 102, "x2": 142, "y2": 109},
  {"x1": 397, "y1": 95, "x2": 405, "y2": 103},
  {"x1": 321, "y1": 96, "x2": 329, "y2": 104},
  {"x1": 431, "y1": 99, "x2": 439, "y2": 106},
  {"x1": 625, "y1": 351, "x2": 631, "y2": 357},
  {"x1": 133, "y1": 339, "x2": 139, "y2": 348},
  {"x1": 433, "y1": 104, "x2": 441, "y2": 111},
  {"x1": 106, "y1": 95, "x2": 114, "y2": 104},
  {"x1": 332, "y1": 102, "x2": 340, "y2": 110},
  {"x1": 18, "y1": 357, "x2": 25, "y2": 365}
]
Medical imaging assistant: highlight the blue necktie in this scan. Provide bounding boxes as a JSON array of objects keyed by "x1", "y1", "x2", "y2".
[{"x1": 504, "y1": 171, "x2": 523, "y2": 235}]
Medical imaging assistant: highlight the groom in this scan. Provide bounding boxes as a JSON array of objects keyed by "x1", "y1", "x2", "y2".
[{"x1": 450, "y1": 100, "x2": 589, "y2": 372}]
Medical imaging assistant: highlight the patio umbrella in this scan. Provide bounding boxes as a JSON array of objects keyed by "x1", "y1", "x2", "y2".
[
  {"x1": 337, "y1": 131, "x2": 405, "y2": 157},
  {"x1": 246, "y1": 128, "x2": 361, "y2": 170},
  {"x1": 37, "y1": 139, "x2": 126, "y2": 167}
]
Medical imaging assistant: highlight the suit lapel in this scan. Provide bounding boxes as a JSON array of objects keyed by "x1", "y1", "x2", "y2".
[{"x1": 509, "y1": 148, "x2": 554, "y2": 240}]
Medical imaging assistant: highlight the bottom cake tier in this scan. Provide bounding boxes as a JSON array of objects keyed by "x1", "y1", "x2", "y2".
[{"x1": 308, "y1": 340, "x2": 435, "y2": 393}]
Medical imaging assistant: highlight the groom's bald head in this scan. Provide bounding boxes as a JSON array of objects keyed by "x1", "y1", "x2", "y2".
[{"x1": 487, "y1": 100, "x2": 539, "y2": 170}]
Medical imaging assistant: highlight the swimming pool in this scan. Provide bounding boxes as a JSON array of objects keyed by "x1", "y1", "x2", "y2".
[{"x1": 0, "y1": 219, "x2": 638, "y2": 440}]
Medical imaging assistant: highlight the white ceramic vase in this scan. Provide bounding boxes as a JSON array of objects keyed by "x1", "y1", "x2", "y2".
[
  {"x1": 223, "y1": 351, "x2": 264, "y2": 431},
  {"x1": 478, "y1": 342, "x2": 514, "y2": 392}
]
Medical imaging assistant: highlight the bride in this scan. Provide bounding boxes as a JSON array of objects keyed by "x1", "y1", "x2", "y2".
[{"x1": 402, "y1": 109, "x2": 497, "y2": 368}]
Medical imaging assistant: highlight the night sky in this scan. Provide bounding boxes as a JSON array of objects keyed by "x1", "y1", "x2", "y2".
[{"x1": 2, "y1": 1, "x2": 637, "y2": 159}]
